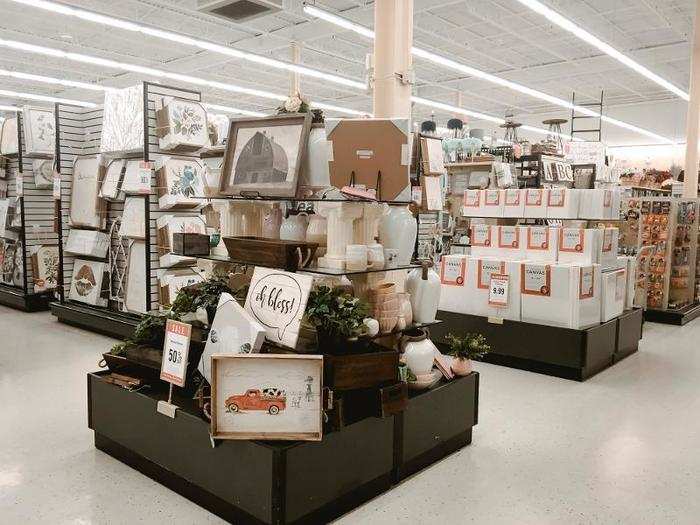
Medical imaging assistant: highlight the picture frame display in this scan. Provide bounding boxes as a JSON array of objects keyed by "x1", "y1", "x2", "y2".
[
  {"x1": 32, "y1": 159, "x2": 54, "y2": 189},
  {"x1": 210, "y1": 354, "x2": 323, "y2": 441},
  {"x1": 22, "y1": 106, "x2": 55, "y2": 157},
  {"x1": 69, "y1": 258, "x2": 108, "y2": 306},
  {"x1": 99, "y1": 159, "x2": 126, "y2": 200},
  {"x1": 100, "y1": 85, "x2": 144, "y2": 154},
  {"x1": 220, "y1": 113, "x2": 312, "y2": 198},
  {"x1": 156, "y1": 157, "x2": 206, "y2": 210},
  {"x1": 156, "y1": 97, "x2": 210, "y2": 152},
  {"x1": 0, "y1": 118, "x2": 19, "y2": 156},
  {"x1": 31, "y1": 245, "x2": 59, "y2": 292},
  {"x1": 65, "y1": 229, "x2": 109, "y2": 259},
  {"x1": 70, "y1": 156, "x2": 105, "y2": 229}
]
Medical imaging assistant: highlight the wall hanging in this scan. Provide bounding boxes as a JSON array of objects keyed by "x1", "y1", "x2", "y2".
[
  {"x1": 100, "y1": 85, "x2": 144, "y2": 154},
  {"x1": 70, "y1": 157, "x2": 106, "y2": 229},
  {"x1": 69, "y1": 258, "x2": 109, "y2": 306},
  {"x1": 32, "y1": 159, "x2": 54, "y2": 189},
  {"x1": 22, "y1": 107, "x2": 55, "y2": 157},
  {"x1": 156, "y1": 156, "x2": 206, "y2": 209},
  {"x1": 155, "y1": 97, "x2": 210, "y2": 152}
]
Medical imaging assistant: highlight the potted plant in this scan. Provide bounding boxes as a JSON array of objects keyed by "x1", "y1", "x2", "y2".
[
  {"x1": 444, "y1": 332, "x2": 490, "y2": 376},
  {"x1": 304, "y1": 286, "x2": 370, "y2": 354}
]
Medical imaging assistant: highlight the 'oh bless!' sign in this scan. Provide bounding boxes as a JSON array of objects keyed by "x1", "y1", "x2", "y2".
[{"x1": 244, "y1": 267, "x2": 313, "y2": 349}]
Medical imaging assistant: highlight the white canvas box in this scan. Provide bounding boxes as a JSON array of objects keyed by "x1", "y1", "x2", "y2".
[
  {"x1": 524, "y1": 226, "x2": 558, "y2": 262},
  {"x1": 468, "y1": 257, "x2": 521, "y2": 321},
  {"x1": 523, "y1": 188, "x2": 548, "y2": 218},
  {"x1": 598, "y1": 228, "x2": 620, "y2": 268},
  {"x1": 481, "y1": 189, "x2": 504, "y2": 218},
  {"x1": 438, "y1": 254, "x2": 471, "y2": 314},
  {"x1": 618, "y1": 256, "x2": 638, "y2": 310},
  {"x1": 462, "y1": 189, "x2": 482, "y2": 217},
  {"x1": 470, "y1": 223, "x2": 495, "y2": 259},
  {"x1": 579, "y1": 189, "x2": 613, "y2": 219},
  {"x1": 520, "y1": 262, "x2": 601, "y2": 329},
  {"x1": 557, "y1": 228, "x2": 601, "y2": 265},
  {"x1": 601, "y1": 268, "x2": 626, "y2": 322},
  {"x1": 495, "y1": 225, "x2": 526, "y2": 260},
  {"x1": 502, "y1": 188, "x2": 525, "y2": 218},
  {"x1": 610, "y1": 188, "x2": 622, "y2": 220},
  {"x1": 546, "y1": 187, "x2": 580, "y2": 219}
]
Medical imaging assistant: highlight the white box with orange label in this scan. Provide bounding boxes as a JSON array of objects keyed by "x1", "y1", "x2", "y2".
[
  {"x1": 520, "y1": 262, "x2": 601, "y2": 329},
  {"x1": 579, "y1": 189, "x2": 613, "y2": 219},
  {"x1": 523, "y1": 188, "x2": 549, "y2": 218},
  {"x1": 470, "y1": 223, "x2": 495, "y2": 258},
  {"x1": 495, "y1": 225, "x2": 526, "y2": 260},
  {"x1": 601, "y1": 267, "x2": 626, "y2": 322},
  {"x1": 503, "y1": 188, "x2": 525, "y2": 217},
  {"x1": 598, "y1": 227, "x2": 620, "y2": 268},
  {"x1": 524, "y1": 226, "x2": 559, "y2": 262},
  {"x1": 467, "y1": 257, "x2": 522, "y2": 321},
  {"x1": 438, "y1": 254, "x2": 471, "y2": 314},
  {"x1": 462, "y1": 189, "x2": 482, "y2": 217},
  {"x1": 480, "y1": 189, "x2": 504, "y2": 218},
  {"x1": 546, "y1": 187, "x2": 581, "y2": 219},
  {"x1": 557, "y1": 228, "x2": 601, "y2": 265}
]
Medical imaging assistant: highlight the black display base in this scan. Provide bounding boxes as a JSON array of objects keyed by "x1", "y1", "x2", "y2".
[
  {"x1": 432, "y1": 309, "x2": 643, "y2": 381},
  {"x1": 644, "y1": 303, "x2": 700, "y2": 326},
  {"x1": 0, "y1": 284, "x2": 53, "y2": 312},
  {"x1": 88, "y1": 371, "x2": 479, "y2": 525},
  {"x1": 51, "y1": 302, "x2": 141, "y2": 339}
]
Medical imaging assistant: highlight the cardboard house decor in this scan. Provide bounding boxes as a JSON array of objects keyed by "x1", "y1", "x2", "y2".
[
  {"x1": 326, "y1": 118, "x2": 410, "y2": 201},
  {"x1": 69, "y1": 259, "x2": 109, "y2": 307},
  {"x1": 158, "y1": 267, "x2": 204, "y2": 307},
  {"x1": 69, "y1": 156, "x2": 106, "y2": 229},
  {"x1": 156, "y1": 157, "x2": 206, "y2": 210},
  {"x1": 100, "y1": 85, "x2": 144, "y2": 154},
  {"x1": 118, "y1": 197, "x2": 146, "y2": 239},
  {"x1": 210, "y1": 354, "x2": 323, "y2": 441},
  {"x1": 32, "y1": 159, "x2": 54, "y2": 189},
  {"x1": 65, "y1": 229, "x2": 109, "y2": 259},
  {"x1": 99, "y1": 159, "x2": 126, "y2": 201},
  {"x1": 220, "y1": 113, "x2": 312, "y2": 198},
  {"x1": 0, "y1": 118, "x2": 18, "y2": 155},
  {"x1": 156, "y1": 214, "x2": 207, "y2": 268},
  {"x1": 22, "y1": 106, "x2": 55, "y2": 157},
  {"x1": 124, "y1": 240, "x2": 148, "y2": 314},
  {"x1": 155, "y1": 97, "x2": 210, "y2": 152},
  {"x1": 31, "y1": 245, "x2": 59, "y2": 292},
  {"x1": 198, "y1": 292, "x2": 266, "y2": 384},
  {"x1": 243, "y1": 267, "x2": 313, "y2": 349}
]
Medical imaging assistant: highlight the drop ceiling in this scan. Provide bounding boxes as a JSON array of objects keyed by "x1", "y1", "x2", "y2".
[{"x1": 0, "y1": 0, "x2": 694, "y2": 145}]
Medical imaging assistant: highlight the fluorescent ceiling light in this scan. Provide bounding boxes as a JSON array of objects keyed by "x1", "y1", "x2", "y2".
[
  {"x1": 202, "y1": 103, "x2": 267, "y2": 117},
  {"x1": 303, "y1": 4, "x2": 674, "y2": 143},
  {"x1": 513, "y1": 0, "x2": 689, "y2": 101},
  {"x1": 0, "y1": 88, "x2": 97, "y2": 107},
  {"x1": 0, "y1": 104, "x2": 21, "y2": 112},
  {"x1": 0, "y1": 38, "x2": 369, "y2": 116},
  {"x1": 0, "y1": 68, "x2": 112, "y2": 92},
  {"x1": 8, "y1": 0, "x2": 366, "y2": 91}
]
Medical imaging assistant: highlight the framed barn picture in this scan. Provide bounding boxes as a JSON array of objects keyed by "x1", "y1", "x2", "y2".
[
  {"x1": 219, "y1": 113, "x2": 311, "y2": 198},
  {"x1": 210, "y1": 354, "x2": 323, "y2": 441}
]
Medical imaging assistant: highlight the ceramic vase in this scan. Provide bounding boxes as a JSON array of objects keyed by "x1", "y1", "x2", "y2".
[
  {"x1": 451, "y1": 357, "x2": 472, "y2": 376},
  {"x1": 280, "y1": 212, "x2": 308, "y2": 242},
  {"x1": 261, "y1": 203, "x2": 283, "y2": 240},
  {"x1": 379, "y1": 206, "x2": 417, "y2": 265},
  {"x1": 400, "y1": 329, "x2": 436, "y2": 376},
  {"x1": 406, "y1": 264, "x2": 441, "y2": 323}
]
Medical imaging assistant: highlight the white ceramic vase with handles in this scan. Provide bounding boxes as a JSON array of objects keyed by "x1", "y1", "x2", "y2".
[
  {"x1": 379, "y1": 206, "x2": 417, "y2": 265},
  {"x1": 400, "y1": 329, "x2": 437, "y2": 377},
  {"x1": 280, "y1": 212, "x2": 308, "y2": 242},
  {"x1": 406, "y1": 264, "x2": 441, "y2": 323}
]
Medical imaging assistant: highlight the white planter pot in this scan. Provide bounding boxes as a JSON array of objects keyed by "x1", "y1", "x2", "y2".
[
  {"x1": 401, "y1": 329, "x2": 436, "y2": 376},
  {"x1": 379, "y1": 206, "x2": 417, "y2": 265}
]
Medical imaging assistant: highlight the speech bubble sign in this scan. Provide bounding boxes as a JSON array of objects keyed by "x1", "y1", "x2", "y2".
[{"x1": 244, "y1": 268, "x2": 313, "y2": 349}]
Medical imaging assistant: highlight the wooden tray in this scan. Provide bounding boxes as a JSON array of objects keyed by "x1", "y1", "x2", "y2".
[{"x1": 222, "y1": 236, "x2": 318, "y2": 272}]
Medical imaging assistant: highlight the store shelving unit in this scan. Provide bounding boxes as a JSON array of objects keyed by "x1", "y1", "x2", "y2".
[{"x1": 0, "y1": 112, "x2": 59, "y2": 311}]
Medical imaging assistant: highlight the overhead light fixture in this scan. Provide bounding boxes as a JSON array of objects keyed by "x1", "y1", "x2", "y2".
[
  {"x1": 303, "y1": 4, "x2": 674, "y2": 143},
  {"x1": 0, "y1": 104, "x2": 21, "y2": 112},
  {"x1": 0, "y1": 38, "x2": 369, "y2": 116},
  {"x1": 201, "y1": 103, "x2": 267, "y2": 117},
  {"x1": 8, "y1": 0, "x2": 367, "y2": 91},
  {"x1": 513, "y1": 0, "x2": 689, "y2": 101},
  {"x1": 0, "y1": 68, "x2": 111, "y2": 92},
  {"x1": 0, "y1": 88, "x2": 97, "y2": 107}
]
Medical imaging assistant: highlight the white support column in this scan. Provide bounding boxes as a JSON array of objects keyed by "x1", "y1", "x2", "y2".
[
  {"x1": 683, "y1": 0, "x2": 700, "y2": 198},
  {"x1": 290, "y1": 42, "x2": 301, "y2": 97},
  {"x1": 373, "y1": 0, "x2": 414, "y2": 118}
]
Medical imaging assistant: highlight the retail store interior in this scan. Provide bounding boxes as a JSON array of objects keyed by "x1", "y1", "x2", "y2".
[{"x1": 1, "y1": 0, "x2": 700, "y2": 523}]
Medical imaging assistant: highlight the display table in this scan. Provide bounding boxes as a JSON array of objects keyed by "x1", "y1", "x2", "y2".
[
  {"x1": 644, "y1": 303, "x2": 700, "y2": 326},
  {"x1": 51, "y1": 302, "x2": 141, "y2": 339},
  {"x1": 432, "y1": 309, "x2": 643, "y2": 381},
  {"x1": 87, "y1": 371, "x2": 479, "y2": 525},
  {"x1": 0, "y1": 283, "x2": 53, "y2": 312}
]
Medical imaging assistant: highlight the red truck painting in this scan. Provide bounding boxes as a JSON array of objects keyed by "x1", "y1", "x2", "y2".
[{"x1": 225, "y1": 389, "x2": 286, "y2": 415}]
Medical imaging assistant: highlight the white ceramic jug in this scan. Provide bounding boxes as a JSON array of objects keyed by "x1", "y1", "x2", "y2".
[
  {"x1": 280, "y1": 212, "x2": 309, "y2": 242},
  {"x1": 379, "y1": 206, "x2": 417, "y2": 265},
  {"x1": 400, "y1": 329, "x2": 437, "y2": 376},
  {"x1": 406, "y1": 264, "x2": 441, "y2": 323}
]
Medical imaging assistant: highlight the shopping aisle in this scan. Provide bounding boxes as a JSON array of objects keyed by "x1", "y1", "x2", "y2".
[{"x1": 2, "y1": 305, "x2": 700, "y2": 524}]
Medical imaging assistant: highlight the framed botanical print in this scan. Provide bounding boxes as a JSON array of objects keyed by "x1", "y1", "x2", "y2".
[
  {"x1": 220, "y1": 113, "x2": 311, "y2": 198},
  {"x1": 32, "y1": 159, "x2": 54, "y2": 189},
  {"x1": 22, "y1": 106, "x2": 55, "y2": 157},
  {"x1": 0, "y1": 117, "x2": 18, "y2": 156},
  {"x1": 68, "y1": 258, "x2": 108, "y2": 306},
  {"x1": 31, "y1": 245, "x2": 59, "y2": 292},
  {"x1": 70, "y1": 157, "x2": 106, "y2": 229},
  {"x1": 156, "y1": 157, "x2": 205, "y2": 210},
  {"x1": 100, "y1": 85, "x2": 144, "y2": 154},
  {"x1": 156, "y1": 97, "x2": 210, "y2": 152},
  {"x1": 210, "y1": 354, "x2": 323, "y2": 441}
]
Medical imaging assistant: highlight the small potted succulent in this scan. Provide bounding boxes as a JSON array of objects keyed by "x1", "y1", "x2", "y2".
[
  {"x1": 444, "y1": 332, "x2": 490, "y2": 376},
  {"x1": 304, "y1": 285, "x2": 370, "y2": 354}
]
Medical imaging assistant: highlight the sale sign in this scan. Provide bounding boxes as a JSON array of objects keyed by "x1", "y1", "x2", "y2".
[
  {"x1": 488, "y1": 273, "x2": 509, "y2": 307},
  {"x1": 160, "y1": 319, "x2": 192, "y2": 388}
]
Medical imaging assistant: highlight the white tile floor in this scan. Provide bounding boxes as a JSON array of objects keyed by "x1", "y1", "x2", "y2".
[{"x1": 1, "y1": 305, "x2": 699, "y2": 524}]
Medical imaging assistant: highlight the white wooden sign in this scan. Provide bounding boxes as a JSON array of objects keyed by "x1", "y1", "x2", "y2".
[{"x1": 244, "y1": 267, "x2": 313, "y2": 349}]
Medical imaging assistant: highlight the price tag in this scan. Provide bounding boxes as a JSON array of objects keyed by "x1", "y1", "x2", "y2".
[
  {"x1": 160, "y1": 319, "x2": 192, "y2": 388},
  {"x1": 489, "y1": 273, "x2": 509, "y2": 306},
  {"x1": 53, "y1": 169, "x2": 61, "y2": 200}
]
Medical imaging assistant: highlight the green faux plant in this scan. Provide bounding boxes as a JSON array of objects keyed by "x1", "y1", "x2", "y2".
[
  {"x1": 444, "y1": 333, "x2": 490, "y2": 361},
  {"x1": 305, "y1": 286, "x2": 369, "y2": 341}
]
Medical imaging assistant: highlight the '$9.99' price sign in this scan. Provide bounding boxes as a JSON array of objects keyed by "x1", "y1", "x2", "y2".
[{"x1": 488, "y1": 274, "x2": 509, "y2": 307}]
